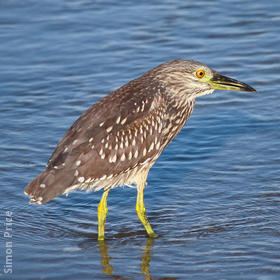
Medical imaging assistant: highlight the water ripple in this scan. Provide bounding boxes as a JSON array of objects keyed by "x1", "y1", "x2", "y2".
[{"x1": 1, "y1": 0, "x2": 280, "y2": 279}]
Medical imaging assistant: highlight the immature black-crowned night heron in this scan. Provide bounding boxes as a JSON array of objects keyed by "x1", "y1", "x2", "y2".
[{"x1": 25, "y1": 59, "x2": 255, "y2": 240}]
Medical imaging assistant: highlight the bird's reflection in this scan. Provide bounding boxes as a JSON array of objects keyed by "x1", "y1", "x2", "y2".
[
  {"x1": 98, "y1": 238, "x2": 154, "y2": 279},
  {"x1": 98, "y1": 240, "x2": 114, "y2": 275},
  {"x1": 140, "y1": 238, "x2": 154, "y2": 280}
]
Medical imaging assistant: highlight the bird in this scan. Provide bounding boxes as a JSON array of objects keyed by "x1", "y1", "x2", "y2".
[{"x1": 24, "y1": 59, "x2": 256, "y2": 240}]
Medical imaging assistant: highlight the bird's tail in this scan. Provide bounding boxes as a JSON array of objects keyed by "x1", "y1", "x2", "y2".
[{"x1": 24, "y1": 168, "x2": 75, "y2": 204}]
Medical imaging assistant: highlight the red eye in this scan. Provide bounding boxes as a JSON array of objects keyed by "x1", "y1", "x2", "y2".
[{"x1": 196, "y1": 70, "x2": 205, "y2": 79}]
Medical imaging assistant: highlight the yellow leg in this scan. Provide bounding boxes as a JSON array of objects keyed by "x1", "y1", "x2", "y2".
[
  {"x1": 98, "y1": 189, "x2": 109, "y2": 240},
  {"x1": 136, "y1": 188, "x2": 158, "y2": 238}
]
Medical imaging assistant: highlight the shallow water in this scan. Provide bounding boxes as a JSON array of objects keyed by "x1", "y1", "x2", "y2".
[{"x1": 1, "y1": 0, "x2": 280, "y2": 279}]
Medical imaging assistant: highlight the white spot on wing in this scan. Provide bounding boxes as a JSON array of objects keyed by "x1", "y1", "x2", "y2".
[
  {"x1": 109, "y1": 154, "x2": 117, "y2": 163},
  {"x1": 40, "y1": 184, "x2": 46, "y2": 189},
  {"x1": 76, "y1": 160, "x2": 81, "y2": 166},
  {"x1": 120, "y1": 154, "x2": 126, "y2": 161},
  {"x1": 121, "y1": 117, "x2": 127, "y2": 125},
  {"x1": 143, "y1": 148, "x2": 147, "y2": 156},
  {"x1": 78, "y1": 177, "x2": 85, "y2": 183},
  {"x1": 125, "y1": 138, "x2": 129, "y2": 147},
  {"x1": 106, "y1": 126, "x2": 113, "y2": 133},
  {"x1": 156, "y1": 142, "x2": 161, "y2": 150},
  {"x1": 99, "y1": 148, "x2": 104, "y2": 157},
  {"x1": 148, "y1": 142, "x2": 154, "y2": 152},
  {"x1": 134, "y1": 150, "x2": 139, "y2": 159},
  {"x1": 158, "y1": 123, "x2": 163, "y2": 133},
  {"x1": 144, "y1": 130, "x2": 147, "y2": 138},
  {"x1": 140, "y1": 157, "x2": 152, "y2": 166}
]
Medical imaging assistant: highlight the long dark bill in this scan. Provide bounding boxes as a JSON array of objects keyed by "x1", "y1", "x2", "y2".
[{"x1": 210, "y1": 74, "x2": 256, "y2": 92}]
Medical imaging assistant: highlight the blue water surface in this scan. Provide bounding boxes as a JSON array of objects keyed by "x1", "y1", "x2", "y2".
[{"x1": 1, "y1": 0, "x2": 280, "y2": 279}]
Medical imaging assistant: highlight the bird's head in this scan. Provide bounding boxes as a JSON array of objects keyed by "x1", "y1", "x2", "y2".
[{"x1": 152, "y1": 59, "x2": 256, "y2": 98}]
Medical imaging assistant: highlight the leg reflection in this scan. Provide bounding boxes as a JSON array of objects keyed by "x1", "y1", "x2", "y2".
[
  {"x1": 140, "y1": 238, "x2": 154, "y2": 280},
  {"x1": 98, "y1": 240, "x2": 114, "y2": 275},
  {"x1": 98, "y1": 238, "x2": 155, "y2": 279}
]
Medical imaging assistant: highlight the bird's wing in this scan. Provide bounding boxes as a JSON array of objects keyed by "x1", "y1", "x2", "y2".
[
  {"x1": 47, "y1": 78, "x2": 167, "y2": 188},
  {"x1": 25, "y1": 77, "x2": 168, "y2": 203}
]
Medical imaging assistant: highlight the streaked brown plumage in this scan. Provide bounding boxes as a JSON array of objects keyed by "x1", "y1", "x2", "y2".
[
  {"x1": 25, "y1": 60, "x2": 198, "y2": 204},
  {"x1": 24, "y1": 59, "x2": 255, "y2": 239}
]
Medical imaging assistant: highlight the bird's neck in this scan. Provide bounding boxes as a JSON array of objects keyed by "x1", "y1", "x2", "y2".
[{"x1": 160, "y1": 93, "x2": 196, "y2": 149}]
